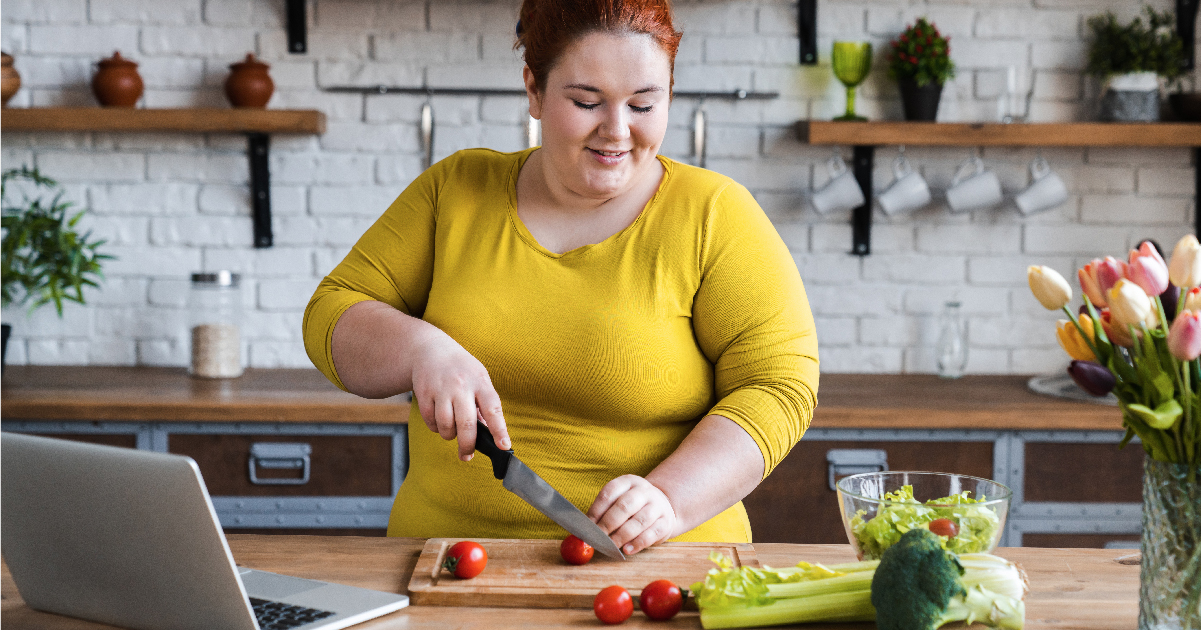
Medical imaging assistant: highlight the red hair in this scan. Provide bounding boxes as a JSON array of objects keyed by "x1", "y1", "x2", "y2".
[{"x1": 516, "y1": 0, "x2": 682, "y2": 93}]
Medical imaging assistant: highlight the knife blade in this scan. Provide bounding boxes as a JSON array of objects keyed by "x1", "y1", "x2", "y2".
[{"x1": 474, "y1": 420, "x2": 626, "y2": 560}]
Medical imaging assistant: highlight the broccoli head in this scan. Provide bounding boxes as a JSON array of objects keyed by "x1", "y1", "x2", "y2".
[{"x1": 871, "y1": 528, "x2": 1024, "y2": 630}]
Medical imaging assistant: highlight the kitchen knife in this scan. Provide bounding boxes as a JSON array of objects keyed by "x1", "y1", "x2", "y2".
[{"x1": 474, "y1": 421, "x2": 626, "y2": 560}]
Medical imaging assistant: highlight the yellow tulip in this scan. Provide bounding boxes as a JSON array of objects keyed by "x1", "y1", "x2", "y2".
[
  {"x1": 1028, "y1": 265, "x2": 1072, "y2": 310},
  {"x1": 1056, "y1": 315, "x2": 1096, "y2": 361}
]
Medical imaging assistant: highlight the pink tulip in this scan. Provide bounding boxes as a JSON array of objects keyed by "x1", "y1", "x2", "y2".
[
  {"x1": 1078, "y1": 261, "x2": 1108, "y2": 308},
  {"x1": 1128, "y1": 241, "x2": 1170, "y2": 296},
  {"x1": 1168, "y1": 310, "x2": 1201, "y2": 361}
]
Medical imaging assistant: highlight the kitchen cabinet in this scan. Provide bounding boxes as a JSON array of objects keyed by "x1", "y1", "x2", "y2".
[
  {"x1": 2, "y1": 368, "x2": 1139, "y2": 546},
  {"x1": 741, "y1": 374, "x2": 1139, "y2": 548},
  {"x1": 0, "y1": 366, "x2": 408, "y2": 534}
]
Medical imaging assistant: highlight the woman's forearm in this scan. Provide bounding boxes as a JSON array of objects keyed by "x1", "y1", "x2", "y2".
[
  {"x1": 645, "y1": 414, "x2": 765, "y2": 537},
  {"x1": 330, "y1": 300, "x2": 440, "y2": 398}
]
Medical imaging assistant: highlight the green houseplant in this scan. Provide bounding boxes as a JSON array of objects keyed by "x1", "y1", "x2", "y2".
[
  {"x1": 886, "y1": 18, "x2": 956, "y2": 121},
  {"x1": 1086, "y1": 6, "x2": 1185, "y2": 122},
  {"x1": 1, "y1": 166, "x2": 111, "y2": 368}
]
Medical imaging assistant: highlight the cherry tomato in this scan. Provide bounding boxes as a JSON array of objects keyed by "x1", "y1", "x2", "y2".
[
  {"x1": 561, "y1": 535, "x2": 595, "y2": 565},
  {"x1": 594, "y1": 585, "x2": 633, "y2": 625},
  {"x1": 639, "y1": 579, "x2": 683, "y2": 621},
  {"x1": 929, "y1": 518, "x2": 959, "y2": 537},
  {"x1": 442, "y1": 540, "x2": 487, "y2": 579}
]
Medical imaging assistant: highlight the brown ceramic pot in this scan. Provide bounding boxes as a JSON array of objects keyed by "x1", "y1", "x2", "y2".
[
  {"x1": 1, "y1": 52, "x2": 21, "y2": 107},
  {"x1": 225, "y1": 53, "x2": 274, "y2": 109},
  {"x1": 92, "y1": 51, "x2": 143, "y2": 108}
]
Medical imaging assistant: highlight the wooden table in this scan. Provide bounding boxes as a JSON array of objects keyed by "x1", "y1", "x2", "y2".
[{"x1": 0, "y1": 535, "x2": 1140, "y2": 629}]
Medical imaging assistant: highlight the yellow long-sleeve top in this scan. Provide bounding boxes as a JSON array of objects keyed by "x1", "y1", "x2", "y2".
[{"x1": 304, "y1": 148, "x2": 819, "y2": 542}]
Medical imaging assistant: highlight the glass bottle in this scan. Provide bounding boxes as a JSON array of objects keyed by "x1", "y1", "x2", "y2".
[
  {"x1": 936, "y1": 301, "x2": 968, "y2": 379},
  {"x1": 188, "y1": 271, "x2": 243, "y2": 378}
]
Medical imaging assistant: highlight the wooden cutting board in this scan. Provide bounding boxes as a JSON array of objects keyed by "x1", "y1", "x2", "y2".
[{"x1": 407, "y1": 538, "x2": 761, "y2": 608}]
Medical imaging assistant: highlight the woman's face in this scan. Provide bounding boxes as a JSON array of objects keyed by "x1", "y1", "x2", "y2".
[{"x1": 526, "y1": 31, "x2": 672, "y2": 201}]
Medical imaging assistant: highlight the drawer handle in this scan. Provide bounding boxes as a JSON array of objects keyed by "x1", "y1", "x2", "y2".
[
  {"x1": 827, "y1": 449, "x2": 888, "y2": 491},
  {"x1": 249, "y1": 442, "x2": 312, "y2": 485}
]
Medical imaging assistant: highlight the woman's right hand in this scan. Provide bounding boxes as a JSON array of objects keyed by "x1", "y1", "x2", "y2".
[{"x1": 410, "y1": 327, "x2": 511, "y2": 460}]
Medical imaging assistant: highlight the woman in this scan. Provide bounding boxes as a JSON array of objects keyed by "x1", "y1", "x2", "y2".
[{"x1": 303, "y1": 0, "x2": 818, "y2": 555}]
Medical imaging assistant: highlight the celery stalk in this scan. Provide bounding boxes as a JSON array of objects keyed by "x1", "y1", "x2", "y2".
[{"x1": 700, "y1": 589, "x2": 876, "y2": 629}]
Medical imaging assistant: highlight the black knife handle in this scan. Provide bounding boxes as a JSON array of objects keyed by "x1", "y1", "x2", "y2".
[{"x1": 474, "y1": 420, "x2": 514, "y2": 480}]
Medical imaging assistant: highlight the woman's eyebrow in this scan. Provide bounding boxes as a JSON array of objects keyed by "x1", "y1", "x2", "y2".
[{"x1": 563, "y1": 83, "x2": 665, "y2": 95}]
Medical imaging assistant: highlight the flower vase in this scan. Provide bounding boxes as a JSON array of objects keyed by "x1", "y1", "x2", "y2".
[{"x1": 1139, "y1": 457, "x2": 1201, "y2": 629}]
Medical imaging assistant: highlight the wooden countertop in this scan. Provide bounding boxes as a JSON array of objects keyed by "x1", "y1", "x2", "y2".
[
  {"x1": 0, "y1": 535, "x2": 1139, "y2": 629},
  {"x1": 0, "y1": 367, "x2": 1121, "y2": 430},
  {"x1": 0, "y1": 366, "x2": 410, "y2": 424}
]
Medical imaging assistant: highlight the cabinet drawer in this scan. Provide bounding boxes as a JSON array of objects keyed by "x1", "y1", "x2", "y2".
[
  {"x1": 1024, "y1": 442, "x2": 1143, "y2": 503},
  {"x1": 743, "y1": 440, "x2": 994, "y2": 544},
  {"x1": 169, "y1": 434, "x2": 393, "y2": 497},
  {"x1": 1021, "y1": 533, "x2": 1140, "y2": 549}
]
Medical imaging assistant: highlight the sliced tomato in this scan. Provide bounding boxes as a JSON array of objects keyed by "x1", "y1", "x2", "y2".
[
  {"x1": 442, "y1": 540, "x2": 487, "y2": 579},
  {"x1": 594, "y1": 585, "x2": 633, "y2": 624}
]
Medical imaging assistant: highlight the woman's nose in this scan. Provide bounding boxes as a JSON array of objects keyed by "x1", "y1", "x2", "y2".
[{"x1": 598, "y1": 106, "x2": 631, "y2": 141}]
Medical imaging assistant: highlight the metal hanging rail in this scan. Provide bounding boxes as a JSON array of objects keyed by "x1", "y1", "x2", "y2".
[{"x1": 322, "y1": 86, "x2": 779, "y2": 100}]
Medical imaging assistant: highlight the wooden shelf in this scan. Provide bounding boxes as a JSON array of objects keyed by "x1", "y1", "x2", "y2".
[
  {"x1": 0, "y1": 107, "x2": 326, "y2": 134},
  {"x1": 796, "y1": 120, "x2": 1201, "y2": 147}
]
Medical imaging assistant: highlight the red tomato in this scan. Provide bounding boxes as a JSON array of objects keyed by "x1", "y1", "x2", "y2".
[
  {"x1": 593, "y1": 585, "x2": 633, "y2": 625},
  {"x1": 639, "y1": 579, "x2": 683, "y2": 621},
  {"x1": 442, "y1": 541, "x2": 487, "y2": 579},
  {"x1": 561, "y1": 535, "x2": 595, "y2": 565},
  {"x1": 929, "y1": 518, "x2": 959, "y2": 537}
]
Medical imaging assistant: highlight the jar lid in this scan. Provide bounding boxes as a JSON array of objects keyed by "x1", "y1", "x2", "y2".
[
  {"x1": 98, "y1": 51, "x2": 138, "y2": 68},
  {"x1": 191, "y1": 270, "x2": 241, "y2": 286},
  {"x1": 229, "y1": 53, "x2": 269, "y2": 71}
]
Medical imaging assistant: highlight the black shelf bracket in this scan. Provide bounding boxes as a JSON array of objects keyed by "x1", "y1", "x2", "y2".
[
  {"x1": 850, "y1": 145, "x2": 874, "y2": 256},
  {"x1": 248, "y1": 133, "x2": 273, "y2": 248},
  {"x1": 798, "y1": 0, "x2": 817, "y2": 65},
  {"x1": 1195, "y1": 148, "x2": 1201, "y2": 238},
  {"x1": 286, "y1": 0, "x2": 307, "y2": 54}
]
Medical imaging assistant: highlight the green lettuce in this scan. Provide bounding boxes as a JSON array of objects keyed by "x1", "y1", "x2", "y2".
[{"x1": 849, "y1": 485, "x2": 1001, "y2": 559}]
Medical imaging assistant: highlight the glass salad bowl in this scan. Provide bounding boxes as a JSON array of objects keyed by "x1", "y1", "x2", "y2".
[{"x1": 835, "y1": 471, "x2": 1012, "y2": 560}]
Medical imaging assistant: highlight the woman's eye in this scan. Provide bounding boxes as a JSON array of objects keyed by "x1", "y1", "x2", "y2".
[
  {"x1": 572, "y1": 100, "x2": 599, "y2": 110},
  {"x1": 630, "y1": 104, "x2": 653, "y2": 113}
]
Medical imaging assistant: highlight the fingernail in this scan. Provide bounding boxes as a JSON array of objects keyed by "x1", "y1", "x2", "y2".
[
  {"x1": 623, "y1": 544, "x2": 634, "y2": 554},
  {"x1": 461, "y1": 453, "x2": 473, "y2": 462}
]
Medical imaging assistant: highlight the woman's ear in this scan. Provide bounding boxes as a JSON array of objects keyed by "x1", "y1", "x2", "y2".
[{"x1": 523, "y1": 66, "x2": 542, "y2": 120}]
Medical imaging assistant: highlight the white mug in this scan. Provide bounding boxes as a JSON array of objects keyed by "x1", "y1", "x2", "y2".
[
  {"x1": 877, "y1": 155, "x2": 931, "y2": 215},
  {"x1": 946, "y1": 157, "x2": 1003, "y2": 213},
  {"x1": 812, "y1": 155, "x2": 865, "y2": 215},
  {"x1": 1015, "y1": 156, "x2": 1068, "y2": 215}
]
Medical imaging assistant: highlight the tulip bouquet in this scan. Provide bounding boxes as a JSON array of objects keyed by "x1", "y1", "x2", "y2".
[
  {"x1": 1031, "y1": 237, "x2": 1201, "y2": 628},
  {"x1": 1028, "y1": 236, "x2": 1201, "y2": 466}
]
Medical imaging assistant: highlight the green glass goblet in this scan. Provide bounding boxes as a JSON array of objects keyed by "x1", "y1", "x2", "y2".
[{"x1": 832, "y1": 41, "x2": 873, "y2": 121}]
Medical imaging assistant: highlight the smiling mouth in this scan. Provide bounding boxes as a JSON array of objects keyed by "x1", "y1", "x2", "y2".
[{"x1": 589, "y1": 148, "x2": 628, "y2": 157}]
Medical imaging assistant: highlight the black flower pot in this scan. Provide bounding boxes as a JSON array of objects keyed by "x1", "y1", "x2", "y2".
[
  {"x1": 2, "y1": 323, "x2": 10, "y2": 374},
  {"x1": 898, "y1": 78, "x2": 944, "y2": 121}
]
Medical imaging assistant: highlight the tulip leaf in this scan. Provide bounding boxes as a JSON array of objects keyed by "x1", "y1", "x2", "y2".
[
  {"x1": 1126, "y1": 400, "x2": 1182, "y2": 430},
  {"x1": 1120, "y1": 404, "x2": 1173, "y2": 461}
]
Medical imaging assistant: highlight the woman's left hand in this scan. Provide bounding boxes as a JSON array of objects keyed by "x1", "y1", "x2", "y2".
[{"x1": 587, "y1": 475, "x2": 678, "y2": 555}]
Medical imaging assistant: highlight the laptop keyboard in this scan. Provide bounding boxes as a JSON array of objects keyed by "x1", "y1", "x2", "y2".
[{"x1": 250, "y1": 597, "x2": 335, "y2": 630}]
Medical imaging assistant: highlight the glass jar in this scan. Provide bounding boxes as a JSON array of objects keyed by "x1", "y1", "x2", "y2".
[
  {"x1": 936, "y1": 301, "x2": 968, "y2": 379},
  {"x1": 188, "y1": 271, "x2": 243, "y2": 378}
]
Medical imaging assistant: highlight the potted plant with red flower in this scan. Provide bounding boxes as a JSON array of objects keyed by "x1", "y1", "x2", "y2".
[{"x1": 887, "y1": 18, "x2": 956, "y2": 121}]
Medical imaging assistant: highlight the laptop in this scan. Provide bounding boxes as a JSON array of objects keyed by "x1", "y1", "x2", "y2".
[{"x1": 1, "y1": 432, "x2": 409, "y2": 630}]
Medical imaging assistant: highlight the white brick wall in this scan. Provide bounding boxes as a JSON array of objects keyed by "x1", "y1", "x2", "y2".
[{"x1": 1, "y1": 0, "x2": 1197, "y2": 374}]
